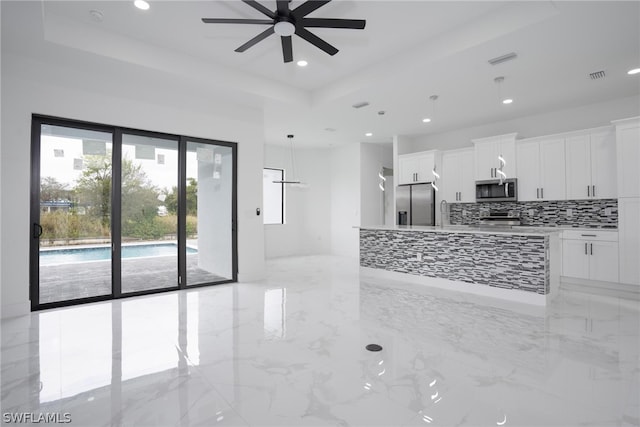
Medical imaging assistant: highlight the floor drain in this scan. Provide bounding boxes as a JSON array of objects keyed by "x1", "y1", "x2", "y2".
[{"x1": 366, "y1": 344, "x2": 383, "y2": 352}]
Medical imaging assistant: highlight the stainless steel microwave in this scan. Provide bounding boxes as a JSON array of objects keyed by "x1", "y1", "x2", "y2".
[{"x1": 475, "y1": 179, "x2": 518, "y2": 202}]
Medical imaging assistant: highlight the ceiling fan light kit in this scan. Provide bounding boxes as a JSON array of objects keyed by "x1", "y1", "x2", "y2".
[{"x1": 202, "y1": 0, "x2": 366, "y2": 63}]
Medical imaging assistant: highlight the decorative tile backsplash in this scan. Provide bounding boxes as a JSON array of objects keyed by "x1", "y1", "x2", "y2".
[
  {"x1": 360, "y1": 229, "x2": 549, "y2": 294},
  {"x1": 448, "y1": 199, "x2": 618, "y2": 228}
]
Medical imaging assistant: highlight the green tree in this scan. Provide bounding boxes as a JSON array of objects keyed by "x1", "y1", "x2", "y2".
[
  {"x1": 163, "y1": 177, "x2": 197, "y2": 216},
  {"x1": 75, "y1": 155, "x2": 160, "y2": 234},
  {"x1": 40, "y1": 176, "x2": 72, "y2": 202}
]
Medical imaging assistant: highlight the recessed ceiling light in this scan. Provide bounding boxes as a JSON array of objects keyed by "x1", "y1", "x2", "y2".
[
  {"x1": 296, "y1": 60, "x2": 308, "y2": 67},
  {"x1": 502, "y1": 98, "x2": 514, "y2": 105},
  {"x1": 365, "y1": 132, "x2": 373, "y2": 137},
  {"x1": 422, "y1": 118, "x2": 431, "y2": 123},
  {"x1": 134, "y1": 0, "x2": 150, "y2": 10},
  {"x1": 628, "y1": 68, "x2": 640, "y2": 75}
]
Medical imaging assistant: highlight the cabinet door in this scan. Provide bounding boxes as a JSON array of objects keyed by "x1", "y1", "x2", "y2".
[
  {"x1": 416, "y1": 152, "x2": 435, "y2": 183},
  {"x1": 459, "y1": 149, "x2": 476, "y2": 202},
  {"x1": 562, "y1": 239, "x2": 590, "y2": 279},
  {"x1": 398, "y1": 155, "x2": 419, "y2": 185},
  {"x1": 441, "y1": 152, "x2": 461, "y2": 202},
  {"x1": 619, "y1": 198, "x2": 640, "y2": 285},
  {"x1": 516, "y1": 141, "x2": 540, "y2": 201},
  {"x1": 475, "y1": 142, "x2": 496, "y2": 180},
  {"x1": 565, "y1": 134, "x2": 591, "y2": 199},
  {"x1": 539, "y1": 138, "x2": 566, "y2": 201},
  {"x1": 589, "y1": 240, "x2": 619, "y2": 283},
  {"x1": 616, "y1": 124, "x2": 640, "y2": 198},
  {"x1": 497, "y1": 138, "x2": 517, "y2": 179},
  {"x1": 590, "y1": 130, "x2": 617, "y2": 199}
]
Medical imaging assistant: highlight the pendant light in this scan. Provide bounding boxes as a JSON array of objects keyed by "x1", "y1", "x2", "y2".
[
  {"x1": 494, "y1": 76, "x2": 513, "y2": 105},
  {"x1": 273, "y1": 134, "x2": 306, "y2": 187}
]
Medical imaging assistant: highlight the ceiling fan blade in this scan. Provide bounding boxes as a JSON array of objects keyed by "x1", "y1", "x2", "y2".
[
  {"x1": 276, "y1": 0, "x2": 290, "y2": 15},
  {"x1": 281, "y1": 36, "x2": 293, "y2": 63},
  {"x1": 241, "y1": 0, "x2": 276, "y2": 19},
  {"x1": 295, "y1": 27, "x2": 338, "y2": 56},
  {"x1": 235, "y1": 27, "x2": 275, "y2": 52},
  {"x1": 302, "y1": 18, "x2": 366, "y2": 29},
  {"x1": 292, "y1": 0, "x2": 331, "y2": 18},
  {"x1": 202, "y1": 18, "x2": 273, "y2": 25}
]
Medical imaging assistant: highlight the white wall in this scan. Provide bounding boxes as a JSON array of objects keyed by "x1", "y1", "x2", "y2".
[
  {"x1": 360, "y1": 143, "x2": 393, "y2": 227},
  {"x1": 330, "y1": 143, "x2": 361, "y2": 258},
  {"x1": 1, "y1": 52, "x2": 266, "y2": 318},
  {"x1": 405, "y1": 95, "x2": 640, "y2": 152},
  {"x1": 263, "y1": 145, "x2": 331, "y2": 258}
]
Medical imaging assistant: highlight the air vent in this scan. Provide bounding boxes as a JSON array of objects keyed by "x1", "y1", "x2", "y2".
[
  {"x1": 488, "y1": 52, "x2": 517, "y2": 66},
  {"x1": 590, "y1": 70, "x2": 606, "y2": 80},
  {"x1": 352, "y1": 101, "x2": 370, "y2": 109}
]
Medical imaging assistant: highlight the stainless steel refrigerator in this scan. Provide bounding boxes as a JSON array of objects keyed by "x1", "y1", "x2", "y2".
[{"x1": 396, "y1": 184, "x2": 435, "y2": 226}]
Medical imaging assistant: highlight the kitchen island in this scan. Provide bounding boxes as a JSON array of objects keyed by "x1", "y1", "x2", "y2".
[{"x1": 359, "y1": 225, "x2": 560, "y2": 306}]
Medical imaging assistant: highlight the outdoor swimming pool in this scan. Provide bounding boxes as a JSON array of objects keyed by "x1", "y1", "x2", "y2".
[{"x1": 40, "y1": 243, "x2": 197, "y2": 266}]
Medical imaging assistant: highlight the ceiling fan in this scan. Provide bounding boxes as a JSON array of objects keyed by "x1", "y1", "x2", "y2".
[{"x1": 202, "y1": 0, "x2": 366, "y2": 63}]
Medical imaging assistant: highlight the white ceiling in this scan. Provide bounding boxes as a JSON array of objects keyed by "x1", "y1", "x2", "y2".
[{"x1": 2, "y1": 1, "x2": 639, "y2": 147}]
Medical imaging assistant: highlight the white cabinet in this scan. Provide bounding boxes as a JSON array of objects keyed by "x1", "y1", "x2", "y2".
[
  {"x1": 565, "y1": 129, "x2": 616, "y2": 199},
  {"x1": 613, "y1": 117, "x2": 640, "y2": 198},
  {"x1": 618, "y1": 198, "x2": 640, "y2": 285},
  {"x1": 473, "y1": 133, "x2": 517, "y2": 181},
  {"x1": 562, "y1": 230, "x2": 619, "y2": 283},
  {"x1": 441, "y1": 148, "x2": 475, "y2": 202},
  {"x1": 398, "y1": 151, "x2": 435, "y2": 185},
  {"x1": 516, "y1": 137, "x2": 566, "y2": 201}
]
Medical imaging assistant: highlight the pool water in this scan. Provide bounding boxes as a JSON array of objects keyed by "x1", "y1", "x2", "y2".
[{"x1": 40, "y1": 243, "x2": 197, "y2": 266}]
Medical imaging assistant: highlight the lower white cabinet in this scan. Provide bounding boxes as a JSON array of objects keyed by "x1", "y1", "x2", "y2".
[
  {"x1": 562, "y1": 230, "x2": 619, "y2": 283},
  {"x1": 618, "y1": 198, "x2": 640, "y2": 285}
]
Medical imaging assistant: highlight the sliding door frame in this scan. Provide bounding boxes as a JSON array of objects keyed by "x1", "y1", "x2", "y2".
[{"x1": 30, "y1": 114, "x2": 238, "y2": 311}]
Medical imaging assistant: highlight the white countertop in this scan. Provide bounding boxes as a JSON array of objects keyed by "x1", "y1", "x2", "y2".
[{"x1": 358, "y1": 224, "x2": 564, "y2": 236}]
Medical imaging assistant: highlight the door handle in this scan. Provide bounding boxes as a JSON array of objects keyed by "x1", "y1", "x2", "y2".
[
  {"x1": 587, "y1": 185, "x2": 590, "y2": 197},
  {"x1": 33, "y1": 223, "x2": 43, "y2": 238},
  {"x1": 584, "y1": 242, "x2": 588, "y2": 255},
  {"x1": 590, "y1": 243, "x2": 593, "y2": 255},
  {"x1": 592, "y1": 185, "x2": 596, "y2": 197},
  {"x1": 537, "y1": 188, "x2": 539, "y2": 199},
  {"x1": 541, "y1": 188, "x2": 543, "y2": 199}
]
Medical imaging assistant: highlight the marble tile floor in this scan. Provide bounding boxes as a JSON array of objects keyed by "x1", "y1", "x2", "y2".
[{"x1": 1, "y1": 255, "x2": 639, "y2": 426}]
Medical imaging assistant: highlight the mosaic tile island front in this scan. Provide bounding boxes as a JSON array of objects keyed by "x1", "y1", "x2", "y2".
[{"x1": 359, "y1": 226, "x2": 558, "y2": 303}]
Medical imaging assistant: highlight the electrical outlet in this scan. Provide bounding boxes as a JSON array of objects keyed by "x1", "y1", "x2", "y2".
[
  {"x1": 604, "y1": 207, "x2": 612, "y2": 216},
  {"x1": 528, "y1": 209, "x2": 535, "y2": 216},
  {"x1": 566, "y1": 208, "x2": 573, "y2": 217},
  {"x1": 416, "y1": 253, "x2": 423, "y2": 261},
  {"x1": 462, "y1": 209, "x2": 468, "y2": 217}
]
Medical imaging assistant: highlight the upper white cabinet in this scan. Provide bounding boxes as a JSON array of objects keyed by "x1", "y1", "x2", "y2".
[
  {"x1": 565, "y1": 128, "x2": 617, "y2": 200},
  {"x1": 516, "y1": 137, "x2": 566, "y2": 201},
  {"x1": 398, "y1": 151, "x2": 435, "y2": 185},
  {"x1": 613, "y1": 117, "x2": 640, "y2": 198},
  {"x1": 472, "y1": 133, "x2": 517, "y2": 181},
  {"x1": 441, "y1": 148, "x2": 475, "y2": 202}
]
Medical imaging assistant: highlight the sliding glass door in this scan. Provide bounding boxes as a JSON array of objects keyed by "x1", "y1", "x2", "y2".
[
  {"x1": 184, "y1": 140, "x2": 236, "y2": 286},
  {"x1": 120, "y1": 133, "x2": 180, "y2": 294},
  {"x1": 33, "y1": 123, "x2": 114, "y2": 305},
  {"x1": 30, "y1": 116, "x2": 237, "y2": 310}
]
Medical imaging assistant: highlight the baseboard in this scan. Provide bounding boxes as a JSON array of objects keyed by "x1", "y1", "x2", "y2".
[
  {"x1": 561, "y1": 277, "x2": 640, "y2": 300},
  {"x1": 1, "y1": 301, "x2": 31, "y2": 319}
]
